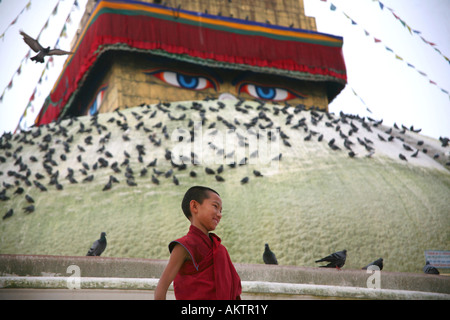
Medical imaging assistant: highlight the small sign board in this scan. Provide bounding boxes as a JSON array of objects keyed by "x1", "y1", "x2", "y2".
[{"x1": 424, "y1": 250, "x2": 450, "y2": 268}]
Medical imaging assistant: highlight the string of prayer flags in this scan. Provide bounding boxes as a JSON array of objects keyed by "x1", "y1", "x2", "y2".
[
  {"x1": 351, "y1": 86, "x2": 372, "y2": 113},
  {"x1": 0, "y1": 1, "x2": 31, "y2": 41},
  {"x1": 370, "y1": 0, "x2": 450, "y2": 65},
  {"x1": 319, "y1": 0, "x2": 450, "y2": 100},
  {"x1": 320, "y1": 0, "x2": 450, "y2": 66}
]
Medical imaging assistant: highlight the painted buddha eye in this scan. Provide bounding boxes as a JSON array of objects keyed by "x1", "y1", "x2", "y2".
[
  {"x1": 239, "y1": 83, "x2": 305, "y2": 101},
  {"x1": 149, "y1": 71, "x2": 216, "y2": 91}
]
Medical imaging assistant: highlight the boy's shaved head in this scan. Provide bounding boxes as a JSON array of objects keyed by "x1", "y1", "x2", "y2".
[{"x1": 181, "y1": 186, "x2": 220, "y2": 220}]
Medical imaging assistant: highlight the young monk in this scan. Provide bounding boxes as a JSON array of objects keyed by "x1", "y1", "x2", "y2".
[{"x1": 154, "y1": 186, "x2": 242, "y2": 300}]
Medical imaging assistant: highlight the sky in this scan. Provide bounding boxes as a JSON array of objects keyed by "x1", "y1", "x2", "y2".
[
  {"x1": 0, "y1": 0, "x2": 449, "y2": 140},
  {"x1": 0, "y1": 0, "x2": 88, "y2": 134},
  {"x1": 304, "y1": 0, "x2": 450, "y2": 140}
]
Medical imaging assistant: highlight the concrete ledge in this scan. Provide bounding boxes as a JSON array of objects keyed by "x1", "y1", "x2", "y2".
[
  {"x1": 1, "y1": 276, "x2": 449, "y2": 300},
  {"x1": 0, "y1": 276, "x2": 162, "y2": 291},
  {"x1": 1, "y1": 254, "x2": 449, "y2": 298},
  {"x1": 0, "y1": 254, "x2": 167, "y2": 278},
  {"x1": 242, "y1": 280, "x2": 450, "y2": 300}
]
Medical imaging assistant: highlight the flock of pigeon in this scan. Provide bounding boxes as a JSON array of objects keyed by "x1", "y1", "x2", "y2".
[
  {"x1": 1, "y1": 98, "x2": 449, "y2": 221},
  {"x1": 263, "y1": 244, "x2": 440, "y2": 275},
  {"x1": 0, "y1": 98, "x2": 448, "y2": 275}
]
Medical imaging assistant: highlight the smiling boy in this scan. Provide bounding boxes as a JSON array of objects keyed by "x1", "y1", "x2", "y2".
[{"x1": 155, "y1": 186, "x2": 242, "y2": 300}]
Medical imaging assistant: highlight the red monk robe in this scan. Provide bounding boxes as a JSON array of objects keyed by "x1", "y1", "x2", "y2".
[{"x1": 169, "y1": 225, "x2": 242, "y2": 300}]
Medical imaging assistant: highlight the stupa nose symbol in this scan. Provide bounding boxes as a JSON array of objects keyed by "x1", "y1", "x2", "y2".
[{"x1": 218, "y1": 93, "x2": 238, "y2": 101}]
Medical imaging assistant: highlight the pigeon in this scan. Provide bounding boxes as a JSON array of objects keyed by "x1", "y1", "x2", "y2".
[
  {"x1": 2, "y1": 209, "x2": 14, "y2": 220},
  {"x1": 126, "y1": 178, "x2": 137, "y2": 187},
  {"x1": 315, "y1": 249, "x2": 347, "y2": 269},
  {"x1": 25, "y1": 194, "x2": 35, "y2": 203},
  {"x1": 23, "y1": 205, "x2": 35, "y2": 214},
  {"x1": 102, "y1": 180, "x2": 112, "y2": 191},
  {"x1": 263, "y1": 243, "x2": 278, "y2": 265},
  {"x1": 362, "y1": 258, "x2": 383, "y2": 270},
  {"x1": 14, "y1": 187, "x2": 24, "y2": 195},
  {"x1": 423, "y1": 261, "x2": 439, "y2": 275},
  {"x1": 82, "y1": 175, "x2": 94, "y2": 183},
  {"x1": 402, "y1": 144, "x2": 413, "y2": 152},
  {"x1": 253, "y1": 170, "x2": 263, "y2": 177},
  {"x1": 86, "y1": 232, "x2": 107, "y2": 256},
  {"x1": 240, "y1": 176, "x2": 249, "y2": 184},
  {"x1": 215, "y1": 175, "x2": 225, "y2": 182},
  {"x1": 20, "y1": 31, "x2": 74, "y2": 63},
  {"x1": 151, "y1": 175, "x2": 160, "y2": 185}
]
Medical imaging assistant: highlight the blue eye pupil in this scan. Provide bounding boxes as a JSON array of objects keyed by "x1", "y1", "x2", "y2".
[
  {"x1": 177, "y1": 74, "x2": 199, "y2": 89},
  {"x1": 256, "y1": 86, "x2": 275, "y2": 100}
]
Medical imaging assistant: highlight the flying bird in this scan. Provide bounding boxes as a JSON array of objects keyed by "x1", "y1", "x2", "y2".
[
  {"x1": 20, "y1": 31, "x2": 74, "y2": 63},
  {"x1": 315, "y1": 249, "x2": 347, "y2": 269},
  {"x1": 362, "y1": 258, "x2": 383, "y2": 271},
  {"x1": 86, "y1": 232, "x2": 107, "y2": 256},
  {"x1": 263, "y1": 243, "x2": 278, "y2": 265}
]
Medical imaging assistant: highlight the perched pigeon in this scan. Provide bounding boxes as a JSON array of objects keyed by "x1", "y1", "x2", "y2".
[
  {"x1": 263, "y1": 243, "x2": 278, "y2": 265},
  {"x1": 240, "y1": 176, "x2": 249, "y2": 184},
  {"x1": 362, "y1": 258, "x2": 383, "y2": 271},
  {"x1": 20, "y1": 30, "x2": 73, "y2": 63},
  {"x1": 423, "y1": 261, "x2": 439, "y2": 275},
  {"x1": 315, "y1": 249, "x2": 347, "y2": 269},
  {"x1": 2, "y1": 209, "x2": 13, "y2": 220},
  {"x1": 25, "y1": 194, "x2": 35, "y2": 203},
  {"x1": 86, "y1": 232, "x2": 107, "y2": 256},
  {"x1": 23, "y1": 205, "x2": 35, "y2": 214}
]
